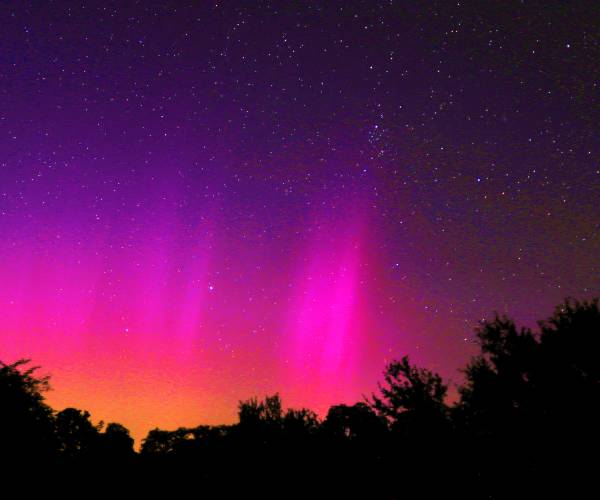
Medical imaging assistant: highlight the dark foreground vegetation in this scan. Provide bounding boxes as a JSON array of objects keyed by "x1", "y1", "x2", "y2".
[{"x1": 1, "y1": 298, "x2": 598, "y2": 497}]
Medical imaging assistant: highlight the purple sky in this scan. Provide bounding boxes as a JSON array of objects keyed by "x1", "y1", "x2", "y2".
[{"x1": 1, "y1": 1, "x2": 599, "y2": 442}]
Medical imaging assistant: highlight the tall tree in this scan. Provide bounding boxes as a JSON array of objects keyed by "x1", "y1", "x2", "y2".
[
  {"x1": 0, "y1": 358, "x2": 57, "y2": 461},
  {"x1": 55, "y1": 407, "x2": 102, "y2": 460},
  {"x1": 454, "y1": 298, "x2": 600, "y2": 497},
  {"x1": 370, "y1": 355, "x2": 448, "y2": 438},
  {"x1": 100, "y1": 422, "x2": 135, "y2": 461}
]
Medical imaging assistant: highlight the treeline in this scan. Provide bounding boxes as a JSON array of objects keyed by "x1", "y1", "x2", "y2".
[{"x1": 1, "y1": 298, "x2": 598, "y2": 497}]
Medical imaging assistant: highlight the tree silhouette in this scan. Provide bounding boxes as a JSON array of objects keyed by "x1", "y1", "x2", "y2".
[
  {"x1": 238, "y1": 393, "x2": 283, "y2": 426},
  {"x1": 322, "y1": 402, "x2": 385, "y2": 441},
  {"x1": 100, "y1": 422, "x2": 135, "y2": 462},
  {"x1": 456, "y1": 315, "x2": 538, "y2": 438},
  {"x1": 237, "y1": 392, "x2": 285, "y2": 444},
  {"x1": 454, "y1": 298, "x2": 600, "y2": 497},
  {"x1": 140, "y1": 428, "x2": 180, "y2": 456},
  {"x1": 55, "y1": 407, "x2": 102, "y2": 460},
  {"x1": 538, "y1": 298, "x2": 600, "y2": 414},
  {"x1": 370, "y1": 355, "x2": 448, "y2": 438},
  {"x1": 283, "y1": 407, "x2": 319, "y2": 438},
  {"x1": 0, "y1": 358, "x2": 57, "y2": 461},
  {"x1": 1, "y1": 297, "x2": 597, "y2": 496},
  {"x1": 366, "y1": 356, "x2": 452, "y2": 495},
  {"x1": 458, "y1": 298, "x2": 600, "y2": 437}
]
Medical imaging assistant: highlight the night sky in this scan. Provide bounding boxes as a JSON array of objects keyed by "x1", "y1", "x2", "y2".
[{"x1": 1, "y1": 1, "x2": 599, "y2": 443}]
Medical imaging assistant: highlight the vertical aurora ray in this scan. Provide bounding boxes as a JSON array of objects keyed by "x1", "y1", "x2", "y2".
[{"x1": 282, "y1": 211, "x2": 366, "y2": 408}]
